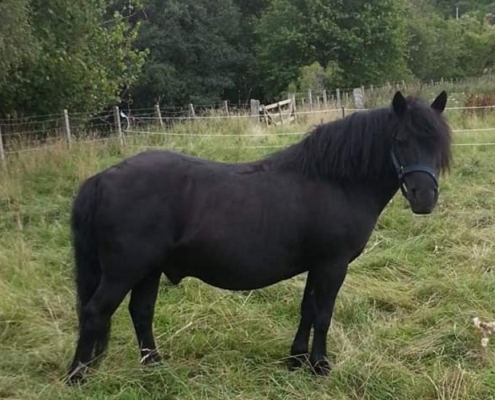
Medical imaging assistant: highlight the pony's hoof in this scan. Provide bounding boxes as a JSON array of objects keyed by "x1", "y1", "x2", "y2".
[
  {"x1": 66, "y1": 363, "x2": 88, "y2": 386},
  {"x1": 310, "y1": 357, "x2": 331, "y2": 376},
  {"x1": 140, "y1": 349, "x2": 162, "y2": 366},
  {"x1": 287, "y1": 353, "x2": 309, "y2": 370}
]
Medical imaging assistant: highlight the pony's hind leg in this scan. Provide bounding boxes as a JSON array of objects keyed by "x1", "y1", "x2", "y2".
[
  {"x1": 289, "y1": 274, "x2": 315, "y2": 369},
  {"x1": 67, "y1": 278, "x2": 131, "y2": 385},
  {"x1": 128, "y1": 270, "x2": 162, "y2": 366}
]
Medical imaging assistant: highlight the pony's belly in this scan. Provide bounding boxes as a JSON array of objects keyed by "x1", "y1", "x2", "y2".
[
  {"x1": 167, "y1": 251, "x2": 305, "y2": 291},
  {"x1": 192, "y1": 267, "x2": 304, "y2": 290}
]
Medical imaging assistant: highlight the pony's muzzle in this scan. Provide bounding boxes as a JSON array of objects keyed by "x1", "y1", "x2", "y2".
[{"x1": 403, "y1": 173, "x2": 439, "y2": 215}]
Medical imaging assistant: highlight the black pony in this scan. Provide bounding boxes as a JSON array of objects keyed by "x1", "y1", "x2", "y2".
[{"x1": 67, "y1": 91, "x2": 452, "y2": 384}]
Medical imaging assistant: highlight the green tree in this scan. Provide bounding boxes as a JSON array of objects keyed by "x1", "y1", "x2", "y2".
[
  {"x1": 456, "y1": 14, "x2": 495, "y2": 76},
  {"x1": 289, "y1": 61, "x2": 342, "y2": 94},
  {"x1": 0, "y1": 0, "x2": 35, "y2": 80},
  {"x1": 0, "y1": 0, "x2": 146, "y2": 117},
  {"x1": 131, "y1": 0, "x2": 247, "y2": 107},
  {"x1": 405, "y1": 4, "x2": 461, "y2": 80},
  {"x1": 405, "y1": 2, "x2": 495, "y2": 80},
  {"x1": 255, "y1": 0, "x2": 410, "y2": 99},
  {"x1": 432, "y1": 0, "x2": 494, "y2": 17}
]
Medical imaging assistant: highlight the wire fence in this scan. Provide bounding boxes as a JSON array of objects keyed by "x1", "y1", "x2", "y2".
[{"x1": 2, "y1": 102, "x2": 495, "y2": 160}]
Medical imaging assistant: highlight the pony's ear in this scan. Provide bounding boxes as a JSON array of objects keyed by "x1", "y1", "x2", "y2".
[
  {"x1": 431, "y1": 91, "x2": 447, "y2": 113},
  {"x1": 392, "y1": 91, "x2": 407, "y2": 116}
]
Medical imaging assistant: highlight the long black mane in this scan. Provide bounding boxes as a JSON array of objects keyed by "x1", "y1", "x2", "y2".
[{"x1": 268, "y1": 97, "x2": 452, "y2": 180}]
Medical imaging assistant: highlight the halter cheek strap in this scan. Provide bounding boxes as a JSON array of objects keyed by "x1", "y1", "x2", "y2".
[{"x1": 390, "y1": 149, "x2": 438, "y2": 199}]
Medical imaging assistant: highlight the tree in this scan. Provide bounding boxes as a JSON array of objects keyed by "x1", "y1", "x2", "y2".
[
  {"x1": 131, "y1": 0, "x2": 247, "y2": 107},
  {"x1": 405, "y1": 4, "x2": 461, "y2": 80},
  {"x1": 405, "y1": 2, "x2": 495, "y2": 80},
  {"x1": 0, "y1": 0, "x2": 146, "y2": 117},
  {"x1": 0, "y1": 0, "x2": 35, "y2": 80},
  {"x1": 456, "y1": 14, "x2": 495, "y2": 76},
  {"x1": 255, "y1": 0, "x2": 410, "y2": 99}
]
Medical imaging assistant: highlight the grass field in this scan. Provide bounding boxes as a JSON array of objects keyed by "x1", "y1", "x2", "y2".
[{"x1": 1, "y1": 109, "x2": 495, "y2": 399}]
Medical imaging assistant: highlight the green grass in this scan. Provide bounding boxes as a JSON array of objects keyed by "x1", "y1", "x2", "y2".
[{"x1": 1, "y1": 113, "x2": 495, "y2": 399}]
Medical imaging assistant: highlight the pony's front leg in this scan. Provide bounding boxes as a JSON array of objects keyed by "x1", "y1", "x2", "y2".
[
  {"x1": 309, "y1": 260, "x2": 348, "y2": 375},
  {"x1": 289, "y1": 274, "x2": 315, "y2": 369}
]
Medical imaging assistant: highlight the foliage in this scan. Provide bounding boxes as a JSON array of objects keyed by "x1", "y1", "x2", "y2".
[
  {"x1": 0, "y1": 0, "x2": 146, "y2": 117},
  {"x1": 456, "y1": 14, "x2": 495, "y2": 76},
  {"x1": 0, "y1": 0, "x2": 35, "y2": 80},
  {"x1": 406, "y1": 3, "x2": 495, "y2": 80},
  {"x1": 2, "y1": 0, "x2": 495, "y2": 114},
  {"x1": 255, "y1": 0, "x2": 410, "y2": 99},
  {"x1": 405, "y1": 5, "x2": 461, "y2": 80},
  {"x1": 289, "y1": 61, "x2": 342, "y2": 94},
  {"x1": 130, "y1": 0, "x2": 247, "y2": 107}
]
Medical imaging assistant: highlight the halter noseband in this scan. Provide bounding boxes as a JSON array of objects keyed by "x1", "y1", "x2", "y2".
[{"x1": 390, "y1": 148, "x2": 438, "y2": 199}]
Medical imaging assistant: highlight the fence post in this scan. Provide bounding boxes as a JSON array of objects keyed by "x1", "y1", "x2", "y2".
[
  {"x1": 114, "y1": 106, "x2": 124, "y2": 146},
  {"x1": 155, "y1": 104, "x2": 164, "y2": 129},
  {"x1": 63, "y1": 109, "x2": 71, "y2": 148},
  {"x1": 0, "y1": 126, "x2": 5, "y2": 163},
  {"x1": 290, "y1": 93, "x2": 297, "y2": 121},
  {"x1": 336, "y1": 88, "x2": 341, "y2": 109},
  {"x1": 188, "y1": 104, "x2": 196, "y2": 120},
  {"x1": 278, "y1": 102, "x2": 284, "y2": 125},
  {"x1": 322, "y1": 89, "x2": 328, "y2": 108},
  {"x1": 341, "y1": 107, "x2": 345, "y2": 119},
  {"x1": 223, "y1": 100, "x2": 229, "y2": 117},
  {"x1": 250, "y1": 99, "x2": 260, "y2": 124},
  {"x1": 307, "y1": 90, "x2": 313, "y2": 111}
]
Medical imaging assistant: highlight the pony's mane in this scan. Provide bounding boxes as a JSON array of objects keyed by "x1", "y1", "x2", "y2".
[{"x1": 268, "y1": 97, "x2": 452, "y2": 180}]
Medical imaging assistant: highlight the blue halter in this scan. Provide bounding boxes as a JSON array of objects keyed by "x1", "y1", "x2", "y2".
[{"x1": 390, "y1": 148, "x2": 438, "y2": 199}]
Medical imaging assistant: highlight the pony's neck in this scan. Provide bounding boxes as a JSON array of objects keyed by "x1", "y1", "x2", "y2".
[
  {"x1": 266, "y1": 109, "x2": 403, "y2": 215},
  {"x1": 350, "y1": 175, "x2": 400, "y2": 216},
  {"x1": 268, "y1": 108, "x2": 395, "y2": 182}
]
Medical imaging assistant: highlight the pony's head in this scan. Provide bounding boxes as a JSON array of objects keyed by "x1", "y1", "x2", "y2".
[{"x1": 389, "y1": 90, "x2": 452, "y2": 215}]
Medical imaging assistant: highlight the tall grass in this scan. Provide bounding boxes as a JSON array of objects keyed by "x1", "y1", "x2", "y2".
[{"x1": 1, "y1": 111, "x2": 495, "y2": 399}]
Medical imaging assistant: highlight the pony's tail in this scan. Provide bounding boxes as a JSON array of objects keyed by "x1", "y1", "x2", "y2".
[{"x1": 71, "y1": 174, "x2": 109, "y2": 361}]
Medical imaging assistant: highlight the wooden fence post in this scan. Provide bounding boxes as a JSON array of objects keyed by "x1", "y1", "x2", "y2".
[
  {"x1": 0, "y1": 126, "x2": 5, "y2": 163},
  {"x1": 188, "y1": 104, "x2": 196, "y2": 120},
  {"x1": 155, "y1": 104, "x2": 164, "y2": 128},
  {"x1": 250, "y1": 99, "x2": 260, "y2": 123},
  {"x1": 114, "y1": 106, "x2": 124, "y2": 146},
  {"x1": 336, "y1": 88, "x2": 341, "y2": 109},
  {"x1": 291, "y1": 93, "x2": 297, "y2": 121},
  {"x1": 223, "y1": 100, "x2": 229, "y2": 117},
  {"x1": 63, "y1": 109, "x2": 71, "y2": 148},
  {"x1": 307, "y1": 90, "x2": 313, "y2": 111},
  {"x1": 322, "y1": 89, "x2": 328, "y2": 108},
  {"x1": 278, "y1": 101, "x2": 286, "y2": 125}
]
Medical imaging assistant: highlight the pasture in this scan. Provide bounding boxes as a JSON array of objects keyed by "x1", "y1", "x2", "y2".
[{"x1": 1, "y1": 107, "x2": 495, "y2": 399}]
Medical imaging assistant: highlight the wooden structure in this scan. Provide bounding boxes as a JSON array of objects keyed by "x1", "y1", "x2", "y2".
[{"x1": 260, "y1": 98, "x2": 296, "y2": 126}]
